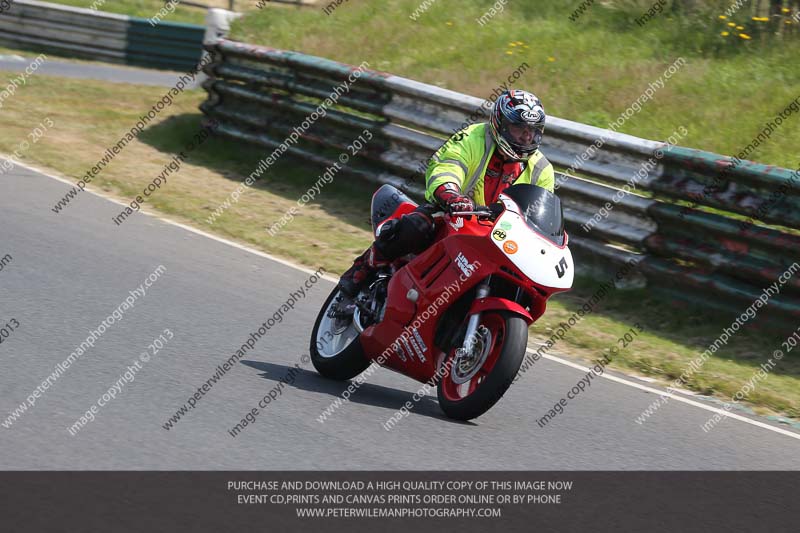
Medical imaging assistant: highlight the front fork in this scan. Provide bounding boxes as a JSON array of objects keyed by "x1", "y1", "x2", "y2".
[{"x1": 457, "y1": 277, "x2": 491, "y2": 358}]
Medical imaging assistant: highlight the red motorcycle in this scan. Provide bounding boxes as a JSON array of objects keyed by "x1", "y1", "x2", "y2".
[{"x1": 310, "y1": 183, "x2": 574, "y2": 420}]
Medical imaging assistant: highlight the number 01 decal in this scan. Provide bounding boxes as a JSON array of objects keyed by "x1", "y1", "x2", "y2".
[{"x1": 555, "y1": 257, "x2": 568, "y2": 278}]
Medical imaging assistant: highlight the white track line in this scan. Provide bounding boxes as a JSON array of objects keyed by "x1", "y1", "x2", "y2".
[
  {"x1": 8, "y1": 158, "x2": 339, "y2": 283},
  {"x1": 540, "y1": 352, "x2": 800, "y2": 441},
  {"x1": 11, "y1": 157, "x2": 800, "y2": 442}
]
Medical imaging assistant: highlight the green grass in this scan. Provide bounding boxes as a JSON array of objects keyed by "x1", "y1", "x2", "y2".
[
  {"x1": 42, "y1": 0, "x2": 214, "y2": 25},
  {"x1": 1, "y1": 72, "x2": 797, "y2": 422},
  {"x1": 537, "y1": 277, "x2": 800, "y2": 421},
  {"x1": 230, "y1": 0, "x2": 800, "y2": 169}
]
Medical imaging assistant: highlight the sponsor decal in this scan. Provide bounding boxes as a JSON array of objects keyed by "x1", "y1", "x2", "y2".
[
  {"x1": 407, "y1": 334, "x2": 427, "y2": 363},
  {"x1": 521, "y1": 106, "x2": 544, "y2": 122},
  {"x1": 503, "y1": 240, "x2": 519, "y2": 254},
  {"x1": 492, "y1": 229, "x2": 507, "y2": 241},
  {"x1": 400, "y1": 337, "x2": 416, "y2": 361},
  {"x1": 394, "y1": 343, "x2": 408, "y2": 363},
  {"x1": 455, "y1": 252, "x2": 476, "y2": 277},
  {"x1": 499, "y1": 220, "x2": 512, "y2": 231},
  {"x1": 448, "y1": 217, "x2": 464, "y2": 232},
  {"x1": 412, "y1": 328, "x2": 429, "y2": 356}
]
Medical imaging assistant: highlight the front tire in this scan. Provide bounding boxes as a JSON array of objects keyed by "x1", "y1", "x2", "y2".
[
  {"x1": 310, "y1": 286, "x2": 370, "y2": 381},
  {"x1": 437, "y1": 311, "x2": 527, "y2": 421}
]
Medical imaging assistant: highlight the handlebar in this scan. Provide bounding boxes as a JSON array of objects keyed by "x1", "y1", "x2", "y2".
[
  {"x1": 444, "y1": 203, "x2": 504, "y2": 219},
  {"x1": 449, "y1": 208, "x2": 493, "y2": 217},
  {"x1": 431, "y1": 210, "x2": 492, "y2": 219}
]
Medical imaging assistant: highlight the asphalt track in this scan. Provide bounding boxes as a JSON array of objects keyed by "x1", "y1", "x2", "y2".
[
  {"x1": 0, "y1": 55, "x2": 198, "y2": 87},
  {"x1": 1, "y1": 162, "x2": 799, "y2": 470}
]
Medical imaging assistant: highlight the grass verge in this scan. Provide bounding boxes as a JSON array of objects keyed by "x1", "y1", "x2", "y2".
[
  {"x1": 0, "y1": 70, "x2": 797, "y2": 424},
  {"x1": 41, "y1": 0, "x2": 215, "y2": 25}
]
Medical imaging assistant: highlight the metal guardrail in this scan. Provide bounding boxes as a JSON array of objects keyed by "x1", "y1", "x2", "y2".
[
  {"x1": 171, "y1": 1, "x2": 237, "y2": 10},
  {"x1": 199, "y1": 39, "x2": 799, "y2": 318},
  {"x1": 263, "y1": 0, "x2": 320, "y2": 6},
  {"x1": 0, "y1": 0, "x2": 205, "y2": 71}
]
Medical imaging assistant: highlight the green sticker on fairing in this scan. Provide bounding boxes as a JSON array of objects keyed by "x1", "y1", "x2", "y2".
[{"x1": 499, "y1": 220, "x2": 512, "y2": 230}]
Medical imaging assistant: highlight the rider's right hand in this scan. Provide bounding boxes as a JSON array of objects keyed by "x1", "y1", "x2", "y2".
[{"x1": 434, "y1": 183, "x2": 475, "y2": 214}]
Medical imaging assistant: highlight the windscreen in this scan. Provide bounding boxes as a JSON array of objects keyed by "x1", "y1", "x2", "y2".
[{"x1": 502, "y1": 184, "x2": 565, "y2": 246}]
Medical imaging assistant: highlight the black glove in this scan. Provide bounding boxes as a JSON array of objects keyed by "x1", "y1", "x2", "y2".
[{"x1": 433, "y1": 183, "x2": 475, "y2": 214}]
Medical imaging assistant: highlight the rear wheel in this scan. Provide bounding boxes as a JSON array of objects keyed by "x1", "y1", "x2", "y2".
[
  {"x1": 310, "y1": 286, "x2": 370, "y2": 380},
  {"x1": 437, "y1": 311, "x2": 527, "y2": 421}
]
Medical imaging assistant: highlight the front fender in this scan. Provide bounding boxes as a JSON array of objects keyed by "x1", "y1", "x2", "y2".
[{"x1": 468, "y1": 297, "x2": 533, "y2": 325}]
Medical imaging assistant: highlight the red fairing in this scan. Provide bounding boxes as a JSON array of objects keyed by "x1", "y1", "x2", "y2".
[
  {"x1": 468, "y1": 297, "x2": 533, "y2": 325},
  {"x1": 358, "y1": 241, "x2": 491, "y2": 383},
  {"x1": 359, "y1": 205, "x2": 560, "y2": 385}
]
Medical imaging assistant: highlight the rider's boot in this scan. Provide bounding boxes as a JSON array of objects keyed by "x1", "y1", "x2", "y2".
[{"x1": 338, "y1": 244, "x2": 389, "y2": 298}]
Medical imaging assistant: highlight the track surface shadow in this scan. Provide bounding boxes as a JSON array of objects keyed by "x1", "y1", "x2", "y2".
[{"x1": 241, "y1": 359, "x2": 473, "y2": 425}]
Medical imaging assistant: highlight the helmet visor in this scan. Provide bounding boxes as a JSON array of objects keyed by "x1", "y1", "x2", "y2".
[{"x1": 502, "y1": 122, "x2": 543, "y2": 153}]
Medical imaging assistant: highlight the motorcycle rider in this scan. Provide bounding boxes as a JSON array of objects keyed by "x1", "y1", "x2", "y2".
[{"x1": 339, "y1": 89, "x2": 555, "y2": 297}]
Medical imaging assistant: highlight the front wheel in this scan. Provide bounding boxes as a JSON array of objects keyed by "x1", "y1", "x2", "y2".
[
  {"x1": 310, "y1": 286, "x2": 370, "y2": 380},
  {"x1": 437, "y1": 311, "x2": 528, "y2": 421}
]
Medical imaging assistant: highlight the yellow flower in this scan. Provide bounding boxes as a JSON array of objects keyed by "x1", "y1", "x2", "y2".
[
  {"x1": 785, "y1": 20, "x2": 792, "y2": 24},
  {"x1": 515, "y1": 41, "x2": 524, "y2": 45},
  {"x1": 445, "y1": 21, "x2": 453, "y2": 26},
  {"x1": 721, "y1": 31, "x2": 730, "y2": 36},
  {"x1": 736, "y1": 25, "x2": 744, "y2": 30},
  {"x1": 505, "y1": 50, "x2": 514, "y2": 55},
  {"x1": 509, "y1": 42, "x2": 517, "y2": 47},
  {"x1": 727, "y1": 22, "x2": 736, "y2": 27},
  {"x1": 547, "y1": 57, "x2": 556, "y2": 62},
  {"x1": 751, "y1": 16, "x2": 769, "y2": 22},
  {"x1": 739, "y1": 33, "x2": 751, "y2": 39},
  {"x1": 718, "y1": 15, "x2": 727, "y2": 20},
  {"x1": 781, "y1": 7, "x2": 790, "y2": 13}
]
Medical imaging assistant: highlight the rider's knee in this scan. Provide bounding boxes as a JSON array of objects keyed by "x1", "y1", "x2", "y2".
[{"x1": 375, "y1": 212, "x2": 434, "y2": 259}]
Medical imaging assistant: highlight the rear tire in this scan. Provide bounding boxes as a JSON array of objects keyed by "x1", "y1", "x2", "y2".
[
  {"x1": 437, "y1": 311, "x2": 527, "y2": 421},
  {"x1": 310, "y1": 286, "x2": 370, "y2": 381}
]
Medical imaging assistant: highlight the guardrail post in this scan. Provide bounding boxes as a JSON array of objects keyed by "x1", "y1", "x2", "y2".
[{"x1": 202, "y1": 8, "x2": 241, "y2": 82}]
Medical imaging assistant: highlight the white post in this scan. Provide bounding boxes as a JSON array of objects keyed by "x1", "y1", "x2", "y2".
[{"x1": 198, "y1": 8, "x2": 242, "y2": 84}]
